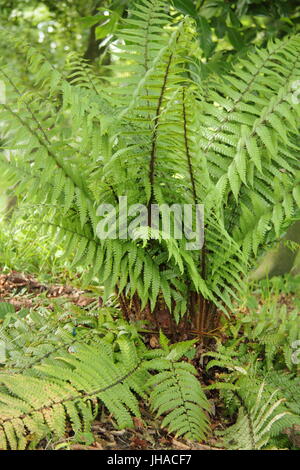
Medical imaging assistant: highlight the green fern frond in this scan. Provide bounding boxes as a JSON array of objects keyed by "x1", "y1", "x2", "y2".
[{"x1": 145, "y1": 334, "x2": 210, "y2": 441}]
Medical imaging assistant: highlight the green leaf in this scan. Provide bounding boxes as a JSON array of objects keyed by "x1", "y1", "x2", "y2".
[
  {"x1": 95, "y1": 10, "x2": 120, "y2": 40},
  {"x1": 172, "y1": 0, "x2": 198, "y2": 18},
  {"x1": 196, "y1": 16, "x2": 215, "y2": 58},
  {"x1": 227, "y1": 27, "x2": 244, "y2": 50},
  {"x1": 79, "y1": 15, "x2": 101, "y2": 28}
]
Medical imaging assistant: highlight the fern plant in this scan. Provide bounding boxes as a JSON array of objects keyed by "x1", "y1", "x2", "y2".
[
  {"x1": 0, "y1": 338, "x2": 148, "y2": 450},
  {"x1": 1, "y1": 0, "x2": 300, "y2": 338},
  {"x1": 205, "y1": 347, "x2": 300, "y2": 449},
  {"x1": 144, "y1": 331, "x2": 210, "y2": 441},
  {"x1": 226, "y1": 302, "x2": 300, "y2": 371},
  {"x1": 0, "y1": 306, "x2": 211, "y2": 449},
  {"x1": 220, "y1": 384, "x2": 289, "y2": 450},
  {"x1": 204, "y1": 300, "x2": 300, "y2": 449}
]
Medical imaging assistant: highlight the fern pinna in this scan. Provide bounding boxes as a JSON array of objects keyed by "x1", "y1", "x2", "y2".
[
  {"x1": 145, "y1": 332, "x2": 210, "y2": 441},
  {"x1": 1, "y1": 0, "x2": 300, "y2": 337}
]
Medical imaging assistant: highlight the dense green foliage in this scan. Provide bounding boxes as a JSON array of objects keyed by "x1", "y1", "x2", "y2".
[
  {"x1": 0, "y1": 0, "x2": 299, "y2": 451},
  {"x1": 0, "y1": 275, "x2": 299, "y2": 449},
  {"x1": 205, "y1": 277, "x2": 300, "y2": 449},
  {"x1": 1, "y1": 0, "x2": 300, "y2": 326},
  {"x1": 0, "y1": 308, "x2": 210, "y2": 448}
]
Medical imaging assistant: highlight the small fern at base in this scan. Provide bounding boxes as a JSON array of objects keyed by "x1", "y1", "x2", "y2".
[
  {"x1": 144, "y1": 332, "x2": 211, "y2": 441},
  {"x1": 220, "y1": 384, "x2": 289, "y2": 450}
]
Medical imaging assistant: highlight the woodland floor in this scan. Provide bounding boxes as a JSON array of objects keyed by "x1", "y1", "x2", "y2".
[{"x1": 0, "y1": 269, "x2": 297, "y2": 450}]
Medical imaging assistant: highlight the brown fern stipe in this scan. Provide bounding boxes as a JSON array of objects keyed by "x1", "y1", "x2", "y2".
[{"x1": 117, "y1": 290, "x2": 219, "y2": 342}]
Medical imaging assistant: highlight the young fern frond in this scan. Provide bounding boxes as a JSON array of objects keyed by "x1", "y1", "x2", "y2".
[
  {"x1": 205, "y1": 306, "x2": 300, "y2": 449},
  {"x1": 220, "y1": 384, "x2": 289, "y2": 450},
  {"x1": 145, "y1": 333, "x2": 210, "y2": 441}
]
